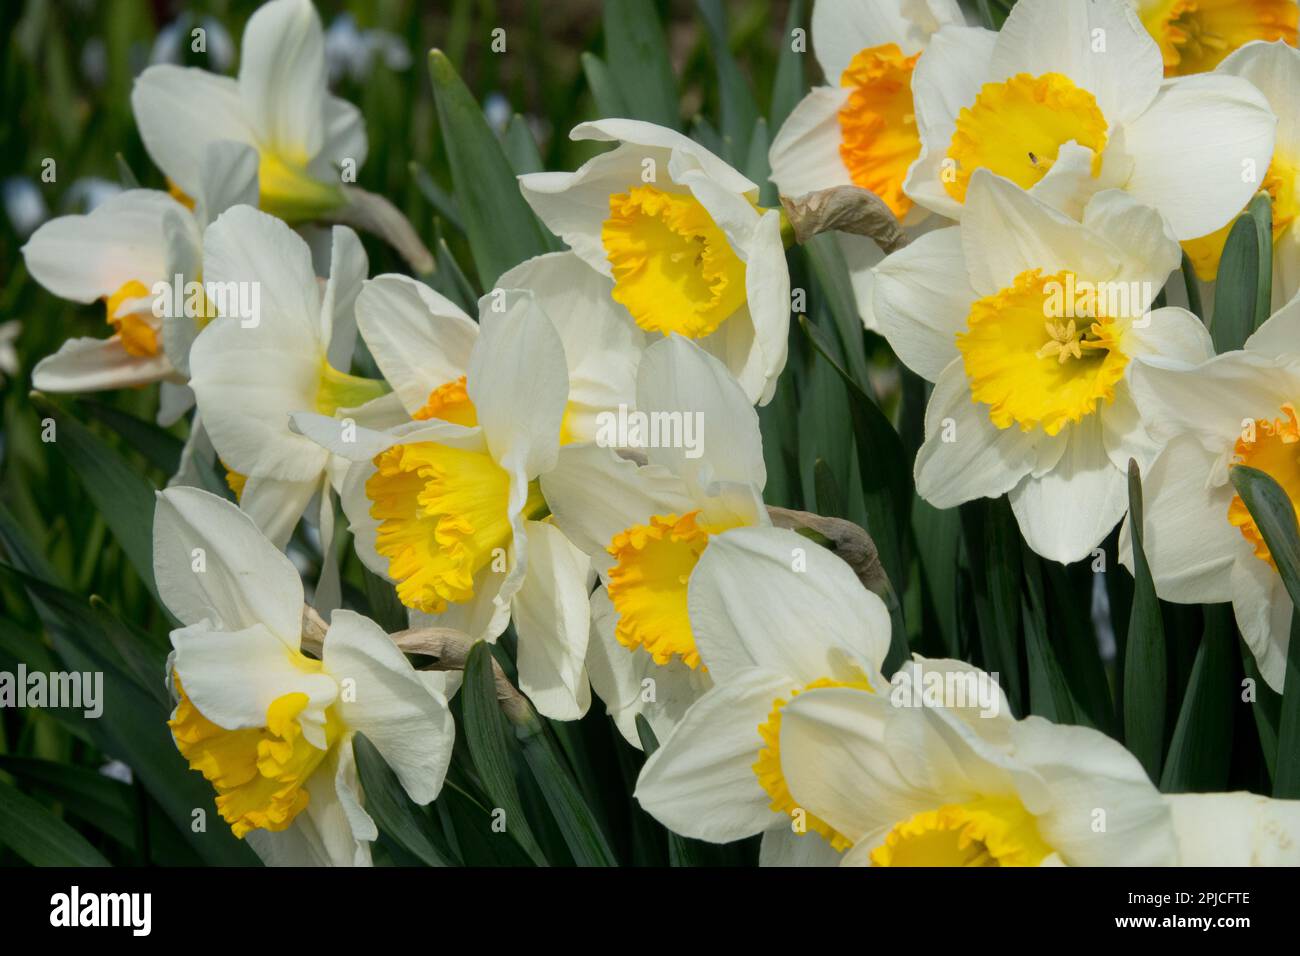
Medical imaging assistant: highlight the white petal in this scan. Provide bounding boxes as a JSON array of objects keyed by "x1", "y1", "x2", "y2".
[
  {"x1": 1245, "y1": 292, "x2": 1300, "y2": 356},
  {"x1": 194, "y1": 140, "x2": 260, "y2": 227},
  {"x1": 757, "y1": 827, "x2": 845, "y2": 867},
  {"x1": 768, "y1": 87, "x2": 853, "y2": 198},
  {"x1": 131, "y1": 66, "x2": 255, "y2": 197},
  {"x1": 238, "y1": 473, "x2": 321, "y2": 549},
  {"x1": 1168, "y1": 791, "x2": 1300, "y2": 865},
  {"x1": 1081, "y1": 189, "x2": 1182, "y2": 295},
  {"x1": 738, "y1": 210, "x2": 791, "y2": 405},
  {"x1": 571, "y1": 119, "x2": 756, "y2": 194},
  {"x1": 237, "y1": 0, "x2": 326, "y2": 161},
  {"x1": 913, "y1": 360, "x2": 1041, "y2": 509},
  {"x1": 322, "y1": 609, "x2": 454, "y2": 804},
  {"x1": 153, "y1": 486, "x2": 304, "y2": 639},
  {"x1": 1231, "y1": 554, "x2": 1292, "y2": 693},
  {"x1": 1122, "y1": 306, "x2": 1214, "y2": 366},
  {"x1": 1122, "y1": 74, "x2": 1277, "y2": 241},
  {"x1": 31, "y1": 337, "x2": 174, "y2": 393},
  {"x1": 634, "y1": 667, "x2": 792, "y2": 843},
  {"x1": 688, "y1": 526, "x2": 892, "y2": 684},
  {"x1": 313, "y1": 94, "x2": 369, "y2": 177},
  {"x1": 813, "y1": 0, "x2": 964, "y2": 77},
  {"x1": 511, "y1": 520, "x2": 593, "y2": 721},
  {"x1": 1008, "y1": 415, "x2": 1128, "y2": 565},
  {"x1": 872, "y1": 225, "x2": 973, "y2": 380},
  {"x1": 321, "y1": 226, "x2": 367, "y2": 369}
]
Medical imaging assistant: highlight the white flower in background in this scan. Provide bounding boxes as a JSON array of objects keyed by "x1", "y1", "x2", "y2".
[
  {"x1": 188, "y1": 205, "x2": 394, "y2": 551},
  {"x1": 155, "y1": 487, "x2": 453, "y2": 867},
  {"x1": 634, "y1": 526, "x2": 892, "y2": 866},
  {"x1": 132, "y1": 0, "x2": 364, "y2": 222},
  {"x1": 768, "y1": 0, "x2": 964, "y2": 330},
  {"x1": 539, "y1": 335, "x2": 769, "y2": 745},
  {"x1": 777, "y1": 662, "x2": 1174, "y2": 866},
  {"x1": 292, "y1": 292, "x2": 594, "y2": 721},
  {"x1": 23, "y1": 141, "x2": 258, "y2": 417},
  {"x1": 905, "y1": 0, "x2": 1275, "y2": 242},
  {"x1": 1133, "y1": 0, "x2": 1297, "y2": 77},
  {"x1": 873, "y1": 171, "x2": 1214, "y2": 563},
  {"x1": 518, "y1": 119, "x2": 790, "y2": 405},
  {"x1": 149, "y1": 13, "x2": 237, "y2": 72},
  {"x1": 1124, "y1": 299, "x2": 1300, "y2": 689},
  {"x1": 351, "y1": 252, "x2": 643, "y2": 444},
  {"x1": 324, "y1": 12, "x2": 412, "y2": 84},
  {"x1": 1182, "y1": 41, "x2": 1300, "y2": 308}
]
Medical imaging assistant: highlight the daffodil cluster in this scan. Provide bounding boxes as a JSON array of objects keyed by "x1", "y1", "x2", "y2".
[{"x1": 19, "y1": 0, "x2": 1300, "y2": 867}]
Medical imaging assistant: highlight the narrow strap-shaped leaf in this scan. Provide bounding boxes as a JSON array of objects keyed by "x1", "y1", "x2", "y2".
[
  {"x1": 604, "y1": 0, "x2": 679, "y2": 129},
  {"x1": 694, "y1": 0, "x2": 760, "y2": 164},
  {"x1": 80, "y1": 400, "x2": 184, "y2": 476},
  {"x1": 1160, "y1": 605, "x2": 1235, "y2": 792},
  {"x1": 462, "y1": 641, "x2": 547, "y2": 865},
  {"x1": 1123, "y1": 460, "x2": 1167, "y2": 783},
  {"x1": 352, "y1": 733, "x2": 454, "y2": 867},
  {"x1": 1211, "y1": 210, "x2": 1263, "y2": 353},
  {"x1": 1021, "y1": 548, "x2": 1079, "y2": 725},
  {"x1": 580, "y1": 52, "x2": 630, "y2": 120},
  {"x1": 0, "y1": 777, "x2": 110, "y2": 866},
  {"x1": 957, "y1": 499, "x2": 1025, "y2": 714},
  {"x1": 769, "y1": 0, "x2": 806, "y2": 132}
]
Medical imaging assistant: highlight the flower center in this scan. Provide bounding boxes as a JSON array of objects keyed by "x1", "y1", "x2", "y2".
[
  {"x1": 169, "y1": 674, "x2": 342, "y2": 839},
  {"x1": 944, "y1": 73, "x2": 1108, "y2": 204},
  {"x1": 870, "y1": 798, "x2": 1052, "y2": 866},
  {"x1": 366, "y1": 441, "x2": 543, "y2": 614},
  {"x1": 837, "y1": 43, "x2": 922, "y2": 219},
  {"x1": 315, "y1": 361, "x2": 389, "y2": 417},
  {"x1": 1140, "y1": 0, "x2": 1298, "y2": 76},
  {"x1": 1183, "y1": 155, "x2": 1299, "y2": 281},
  {"x1": 753, "y1": 677, "x2": 874, "y2": 853},
  {"x1": 605, "y1": 511, "x2": 741, "y2": 669},
  {"x1": 1228, "y1": 403, "x2": 1300, "y2": 568},
  {"x1": 105, "y1": 280, "x2": 160, "y2": 358},
  {"x1": 601, "y1": 185, "x2": 748, "y2": 338},
  {"x1": 956, "y1": 269, "x2": 1130, "y2": 435}
]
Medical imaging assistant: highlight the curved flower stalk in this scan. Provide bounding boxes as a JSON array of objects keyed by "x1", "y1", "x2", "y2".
[
  {"x1": 905, "y1": 0, "x2": 1275, "y2": 242},
  {"x1": 1125, "y1": 298, "x2": 1300, "y2": 690},
  {"x1": 292, "y1": 293, "x2": 594, "y2": 721},
  {"x1": 1182, "y1": 40, "x2": 1300, "y2": 308},
  {"x1": 22, "y1": 141, "x2": 258, "y2": 419},
  {"x1": 518, "y1": 119, "x2": 790, "y2": 405},
  {"x1": 634, "y1": 526, "x2": 892, "y2": 867},
  {"x1": 188, "y1": 205, "x2": 397, "y2": 555},
  {"x1": 768, "y1": 0, "x2": 963, "y2": 328},
  {"x1": 155, "y1": 487, "x2": 454, "y2": 867},
  {"x1": 132, "y1": 0, "x2": 362, "y2": 224},
  {"x1": 539, "y1": 335, "x2": 768, "y2": 745},
  {"x1": 351, "y1": 251, "x2": 644, "y2": 443},
  {"x1": 1133, "y1": 0, "x2": 1297, "y2": 77},
  {"x1": 873, "y1": 171, "x2": 1214, "y2": 563}
]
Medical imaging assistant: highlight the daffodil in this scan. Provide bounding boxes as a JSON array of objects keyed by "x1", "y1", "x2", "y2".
[
  {"x1": 1124, "y1": 298, "x2": 1300, "y2": 690},
  {"x1": 905, "y1": 0, "x2": 1276, "y2": 242},
  {"x1": 155, "y1": 486, "x2": 453, "y2": 866},
  {"x1": 518, "y1": 119, "x2": 790, "y2": 404},
  {"x1": 188, "y1": 205, "x2": 396, "y2": 550},
  {"x1": 539, "y1": 335, "x2": 769, "y2": 744},
  {"x1": 1181, "y1": 41, "x2": 1300, "y2": 307},
  {"x1": 131, "y1": 0, "x2": 363, "y2": 222},
  {"x1": 291, "y1": 290, "x2": 594, "y2": 720},
  {"x1": 873, "y1": 171, "x2": 1214, "y2": 563},
  {"x1": 1167, "y1": 792, "x2": 1300, "y2": 864},
  {"x1": 1134, "y1": 0, "x2": 1297, "y2": 76},
  {"x1": 634, "y1": 525, "x2": 892, "y2": 866},
  {"x1": 777, "y1": 662, "x2": 1175, "y2": 866},
  {"x1": 768, "y1": 0, "x2": 963, "y2": 330},
  {"x1": 22, "y1": 141, "x2": 258, "y2": 415}
]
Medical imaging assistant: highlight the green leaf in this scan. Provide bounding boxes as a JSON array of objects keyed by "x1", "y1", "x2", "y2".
[
  {"x1": 769, "y1": 0, "x2": 807, "y2": 133},
  {"x1": 1211, "y1": 195, "x2": 1272, "y2": 352},
  {"x1": 79, "y1": 400, "x2": 184, "y2": 476},
  {"x1": 695, "y1": 0, "x2": 760, "y2": 164},
  {"x1": 428, "y1": 50, "x2": 551, "y2": 288},
  {"x1": 462, "y1": 641, "x2": 546, "y2": 865},
  {"x1": 604, "y1": 0, "x2": 679, "y2": 129},
  {"x1": 958, "y1": 498, "x2": 1025, "y2": 714},
  {"x1": 0, "y1": 776, "x2": 109, "y2": 866},
  {"x1": 353, "y1": 733, "x2": 453, "y2": 866},
  {"x1": 1229, "y1": 463, "x2": 1300, "y2": 797},
  {"x1": 580, "y1": 52, "x2": 630, "y2": 119},
  {"x1": 1181, "y1": 252, "x2": 1205, "y2": 326},
  {"x1": 409, "y1": 160, "x2": 464, "y2": 233},
  {"x1": 1123, "y1": 460, "x2": 1167, "y2": 783},
  {"x1": 503, "y1": 113, "x2": 547, "y2": 176},
  {"x1": 29, "y1": 393, "x2": 159, "y2": 603},
  {"x1": 515, "y1": 713, "x2": 617, "y2": 866},
  {"x1": 1021, "y1": 548, "x2": 1080, "y2": 725},
  {"x1": 803, "y1": 233, "x2": 871, "y2": 389},
  {"x1": 1160, "y1": 605, "x2": 1235, "y2": 792}
]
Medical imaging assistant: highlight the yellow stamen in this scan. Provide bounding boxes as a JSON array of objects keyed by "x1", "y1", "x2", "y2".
[
  {"x1": 1139, "y1": 0, "x2": 1297, "y2": 76},
  {"x1": 945, "y1": 73, "x2": 1109, "y2": 204},
  {"x1": 837, "y1": 44, "x2": 922, "y2": 219}
]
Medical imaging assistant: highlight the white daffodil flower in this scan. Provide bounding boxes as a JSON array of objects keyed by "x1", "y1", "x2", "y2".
[
  {"x1": 292, "y1": 292, "x2": 594, "y2": 721},
  {"x1": 905, "y1": 0, "x2": 1276, "y2": 242},
  {"x1": 768, "y1": 0, "x2": 964, "y2": 330},
  {"x1": 131, "y1": 0, "x2": 364, "y2": 223},
  {"x1": 352, "y1": 251, "x2": 644, "y2": 443},
  {"x1": 1183, "y1": 41, "x2": 1300, "y2": 307},
  {"x1": 539, "y1": 335, "x2": 769, "y2": 746},
  {"x1": 1167, "y1": 792, "x2": 1300, "y2": 865},
  {"x1": 777, "y1": 662, "x2": 1175, "y2": 866},
  {"x1": 155, "y1": 486, "x2": 453, "y2": 867},
  {"x1": 22, "y1": 141, "x2": 258, "y2": 416},
  {"x1": 188, "y1": 204, "x2": 396, "y2": 552},
  {"x1": 634, "y1": 525, "x2": 892, "y2": 867},
  {"x1": 873, "y1": 171, "x2": 1214, "y2": 563},
  {"x1": 1133, "y1": 0, "x2": 1297, "y2": 77},
  {"x1": 518, "y1": 119, "x2": 790, "y2": 405},
  {"x1": 1124, "y1": 299, "x2": 1300, "y2": 689}
]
